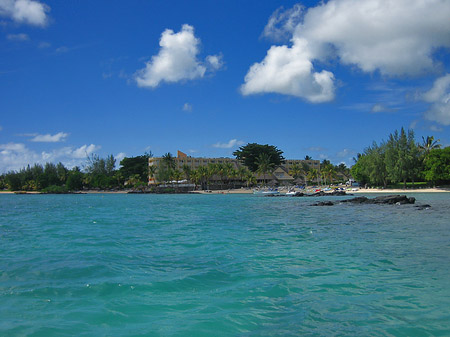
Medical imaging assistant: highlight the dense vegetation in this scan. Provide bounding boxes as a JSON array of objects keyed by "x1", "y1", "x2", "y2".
[
  {"x1": 351, "y1": 128, "x2": 449, "y2": 187},
  {"x1": 233, "y1": 143, "x2": 285, "y2": 172},
  {"x1": 4, "y1": 131, "x2": 445, "y2": 192},
  {"x1": 0, "y1": 153, "x2": 151, "y2": 192}
]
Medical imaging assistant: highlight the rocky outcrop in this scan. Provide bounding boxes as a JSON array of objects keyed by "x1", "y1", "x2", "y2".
[
  {"x1": 311, "y1": 201, "x2": 334, "y2": 206},
  {"x1": 340, "y1": 195, "x2": 416, "y2": 205},
  {"x1": 310, "y1": 195, "x2": 424, "y2": 207},
  {"x1": 292, "y1": 190, "x2": 351, "y2": 197}
]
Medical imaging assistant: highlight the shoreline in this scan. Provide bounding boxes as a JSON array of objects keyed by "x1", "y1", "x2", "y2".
[
  {"x1": 192, "y1": 187, "x2": 450, "y2": 194},
  {"x1": 1, "y1": 187, "x2": 449, "y2": 195}
]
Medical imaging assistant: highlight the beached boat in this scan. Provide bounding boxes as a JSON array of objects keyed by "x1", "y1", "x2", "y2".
[{"x1": 253, "y1": 189, "x2": 280, "y2": 196}]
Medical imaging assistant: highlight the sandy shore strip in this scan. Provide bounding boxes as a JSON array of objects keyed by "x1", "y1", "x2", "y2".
[
  {"x1": 192, "y1": 187, "x2": 450, "y2": 194},
  {"x1": 2, "y1": 187, "x2": 449, "y2": 195}
]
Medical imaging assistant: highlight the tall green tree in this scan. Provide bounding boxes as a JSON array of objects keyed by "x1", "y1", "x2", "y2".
[
  {"x1": 423, "y1": 147, "x2": 450, "y2": 185},
  {"x1": 385, "y1": 128, "x2": 420, "y2": 188},
  {"x1": 120, "y1": 154, "x2": 151, "y2": 182},
  {"x1": 66, "y1": 167, "x2": 84, "y2": 191},
  {"x1": 233, "y1": 143, "x2": 285, "y2": 172}
]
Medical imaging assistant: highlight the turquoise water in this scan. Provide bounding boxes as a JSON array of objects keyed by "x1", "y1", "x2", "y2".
[{"x1": 1, "y1": 193, "x2": 449, "y2": 336}]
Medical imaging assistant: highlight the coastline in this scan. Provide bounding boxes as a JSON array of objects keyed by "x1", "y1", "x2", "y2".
[
  {"x1": 1, "y1": 187, "x2": 449, "y2": 195},
  {"x1": 190, "y1": 187, "x2": 450, "y2": 194}
]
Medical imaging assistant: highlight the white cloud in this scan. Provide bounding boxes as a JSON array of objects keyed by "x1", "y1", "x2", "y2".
[
  {"x1": 7, "y1": 32, "x2": 29, "y2": 41},
  {"x1": 115, "y1": 152, "x2": 126, "y2": 164},
  {"x1": 422, "y1": 74, "x2": 450, "y2": 126},
  {"x1": 0, "y1": 0, "x2": 49, "y2": 26},
  {"x1": 336, "y1": 148, "x2": 356, "y2": 158},
  {"x1": 429, "y1": 125, "x2": 443, "y2": 133},
  {"x1": 206, "y1": 54, "x2": 224, "y2": 70},
  {"x1": 212, "y1": 139, "x2": 245, "y2": 149},
  {"x1": 241, "y1": 39, "x2": 335, "y2": 103},
  {"x1": 38, "y1": 41, "x2": 50, "y2": 48},
  {"x1": 30, "y1": 132, "x2": 68, "y2": 142},
  {"x1": 182, "y1": 102, "x2": 192, "y2": 112},
  {"x1": 135, "y1": 24, "x2": 222, "y2": 88},
  {"x1": 55, "y1": 46, "x2": 69, "y2": 53},
  {"x1": 262, "y1": 4, "x2": 303, "y2": 42},
  {"x1": 306, "y1": 146, "x2": 326, "y2": 152},
  {"x1": 72, "y1": 144, "x2": 100, "y2": 159},
  {"x1": 242, "y1": 0, "x2": 450, "y2": 101}
]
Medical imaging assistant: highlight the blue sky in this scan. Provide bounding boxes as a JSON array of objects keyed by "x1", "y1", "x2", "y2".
[{"x1": 1, "y1": 0, "x2": 449, "y2": 173}]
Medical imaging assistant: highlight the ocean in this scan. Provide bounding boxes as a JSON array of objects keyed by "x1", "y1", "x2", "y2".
[{"x1": 1, "y1": 193, "x2": 449, "y2": 336}]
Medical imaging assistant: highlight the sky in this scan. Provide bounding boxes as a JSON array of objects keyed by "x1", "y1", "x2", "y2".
[{"x1": 1, "y1": 0, "x2": 450, "y2": 173}]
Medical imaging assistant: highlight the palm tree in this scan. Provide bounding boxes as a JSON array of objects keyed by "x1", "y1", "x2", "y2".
[
  {"x1": 289, "y1": 163, "x2": 303, "y2": 180},
  {"x1": 236, "y1": 166, "x2": 251, "y2": 188},
  {"x1": 162, "y1": 152, "x2": 176, "y2": 170},
  {"x1": 336, "y1": 163, "x2": 350, "y2": 182},
  {"x1": 419, "y1": 136, "x2": 441, "y2": 160},
  {"x1": 307, "y1": 168, "x2": 319, "y2": 185},
  {"x1": 197, "y1": 166, "x2": 209, "y2": 190},
  {"x1": 148, "y1": 165, "x2": 157, "y2": 185},
  {"x1": 181, "y1": 164, "x2": 191, "y2": 182},
  {"x1": 301, "y1": 162, "x2": 310, "y2": 186},
  {"x1": 245, "y1": 171, "x2": 257, "y2": 187},
  {"x1": 255, "y1": 153, "x2": 275, "y2": 186},
  {"x1": 224, "y1": 162, "x2": 236, "y2": 188},
  {"x1": 321, "y1": 165, "x2": 336, "y2": 186},
  {"x1": 172, "y1": 169, "x2": 183, "y2": 191}
]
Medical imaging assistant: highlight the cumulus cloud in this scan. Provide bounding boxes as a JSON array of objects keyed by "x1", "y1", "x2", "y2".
[
  {"x1": 262, "y1": 4, "x2": 304, "y2": 42},
  {"x1": 0, "y1": 142, "x2": 100, "y2": 173},
  {"x1": 241, "y1": 39, "x2": 335, "y2": 102},
  {"x1": 242, "y1": 0, "x2": 450, "y2": 101},
  {"x1": 115, "y1": 152, "x2": 126, "y2": 165},
  {"x1": 135, "y1": 24, "x2": 222, "y2": 88},
  {"x1": 212, "y1": 139, "x2": 245, "y2": 149},
  {"x1": 72, "y1": 144, "x2": 100, "y2": 159},
  {"x1": 30, "y1": 132, "x2": 68, "y2": 142},
  {"x1": 7, "y1": 32, "x2": 29, "y2": 41},
  {"x1": 306, "y1": 146, "x2": 326, "y2": 152},
  {"x1": 336, "y1": 148, "x2": 355, "y2": 158},
  {"x1": 206, "y1": 54, "x2": 224, "y2": 71},
  {"x1": 0, "y1": 0, "x2": 50, "y2": 26},
  {"x1": 422, "y1": 74, "x2": 450, "y2": 125},
  {"x1": 182, "y1": 102, "x2": 193, "y2": 112}
]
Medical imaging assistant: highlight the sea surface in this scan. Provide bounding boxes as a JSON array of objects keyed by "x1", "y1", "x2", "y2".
[{"x1": 1, "y1": 192, "x2": 449, "y2": 336}]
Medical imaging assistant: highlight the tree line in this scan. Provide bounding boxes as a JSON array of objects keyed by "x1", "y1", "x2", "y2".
[
  {"x1": 0, "y1": 153, "x2": 152, "y2": 192},
  {"x1": 351, "y1": 128, "x2": 449, "y2": 188},
  {"x1": 1, "y1": 143, "x2": 357, "y2": 192}
]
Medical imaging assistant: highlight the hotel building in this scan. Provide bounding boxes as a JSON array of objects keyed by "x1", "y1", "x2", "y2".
[{"x1": 148, "y1": 151, "x2": 320, "y2": 185}]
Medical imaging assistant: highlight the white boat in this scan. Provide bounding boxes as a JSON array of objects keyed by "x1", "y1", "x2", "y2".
[{"x1": 253, "y1": 189, "x2": 280, "y2": 196}]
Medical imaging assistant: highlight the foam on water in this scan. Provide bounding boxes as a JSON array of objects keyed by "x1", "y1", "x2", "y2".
[{"x1": 1, "y1": 193, "x2": 449, "y2": 336}]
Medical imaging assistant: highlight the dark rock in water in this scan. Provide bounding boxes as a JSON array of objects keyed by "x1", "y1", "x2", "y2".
[
  {"x1": 293, "y1": 192, "x2": 305, "y2": 197},
  {"x1": 311, "y1": 194, "x2": 426, "y2": 208},
  {"x1": 311, "y1": 201, "x2": 334, "y2": 206},
  {"x1": 341, "y1": 195, "x2": 415, "y2": 205},
  {"x1": 310, "y1": 191, "x2": 327, "y2": 196},
  {"x1": 330, "y1": 190, "x2": 348, "y2": 196},
  {"x1": 371, "y1": 195, "x2": 415, "y2": 204},
  {"x1": 342, "y1": 195, "x2": 413, "y2": 205},
  {"x1": 415, "y1": 204, "x2": 431, "y2": 210},
  {"x1": 341, "y1": 196, "x2": 369, "y2": 204}
]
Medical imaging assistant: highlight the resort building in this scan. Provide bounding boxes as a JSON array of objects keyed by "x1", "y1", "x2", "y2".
[{"x1": 148, "y1": 151, "x2": 320, "y2": 186}]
